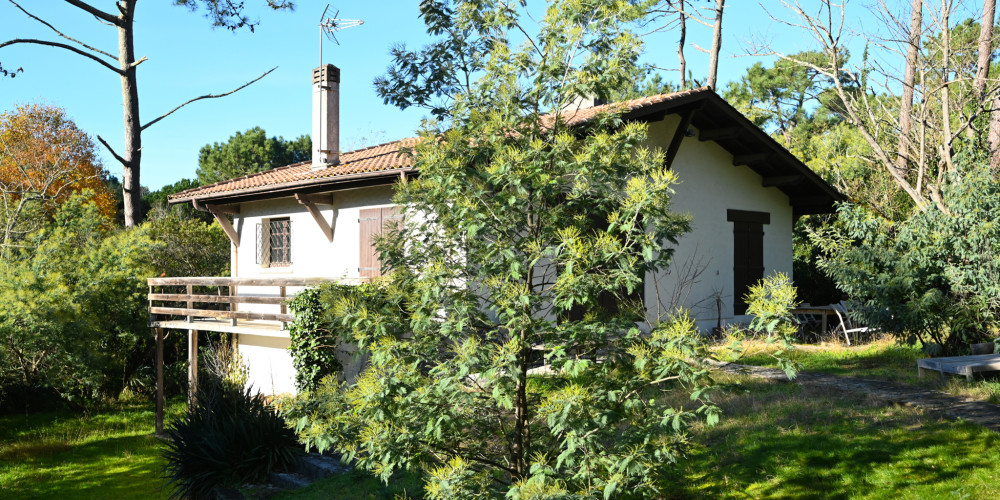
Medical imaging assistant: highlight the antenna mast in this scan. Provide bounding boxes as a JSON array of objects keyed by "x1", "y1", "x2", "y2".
[
  {"x1": 318, "y1": 5, "x2": 364, "y2": 67},
  {"x1": 315, "y1": 6, "x2": 363, "y2": 165}
]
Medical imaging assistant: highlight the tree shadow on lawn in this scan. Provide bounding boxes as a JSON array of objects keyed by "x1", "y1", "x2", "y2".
[
  {"x1": 666, "y1": 378, "x2": 1000, "y2": 499},
  {"x1": 1, "y1": 433, "x2": 170, "y2": 500}
]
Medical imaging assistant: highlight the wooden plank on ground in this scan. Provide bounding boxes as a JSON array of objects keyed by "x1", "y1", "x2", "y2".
[{"x1": 917, "y1": 354, "x2": 1000, "y2": 381}]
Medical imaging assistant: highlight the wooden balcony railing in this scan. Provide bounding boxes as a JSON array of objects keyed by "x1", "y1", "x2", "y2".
[{"x1": 147, "y1": 277, "x2": 346, "y2": 326}]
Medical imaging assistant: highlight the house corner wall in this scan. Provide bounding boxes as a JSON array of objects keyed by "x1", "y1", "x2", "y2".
[{"x1": 643, "y1": 117, "x2": 795, "y2": 332}]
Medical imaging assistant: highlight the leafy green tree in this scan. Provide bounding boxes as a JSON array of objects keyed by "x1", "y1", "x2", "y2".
[
  {"x1": 723, "y1": 51, "x2": 844, "y2": 147},
  {"x1": 143, "y1": 178, "x2": 212, "y2": 222},
  {"x1": 814, "y1": 155, "x2": 1000, "y2": 355},
  {"x1": 284, "y1": 1, "x2": 722, "y2": 496},
  {"x1": 196, "y1": 127, "x2": 310, "y2": 185},
  {"x1": 0, "y1": 192, "x2": 155, "y2": 408},
  {"x1": 143, "y1": 214, "x2": 229, "y2": 278}
]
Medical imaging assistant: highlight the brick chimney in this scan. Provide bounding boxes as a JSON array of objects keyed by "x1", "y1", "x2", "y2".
[{"x1": 312, "y1": 64, "x2": 340, "y2": 169}]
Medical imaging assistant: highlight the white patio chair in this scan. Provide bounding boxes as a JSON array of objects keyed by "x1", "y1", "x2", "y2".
[{"x1": 832, "y1": 302, "x2": 872, "y2": 346}]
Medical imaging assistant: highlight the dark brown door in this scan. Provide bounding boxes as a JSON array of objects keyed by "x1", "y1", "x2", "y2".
[{"x1": 728, "y1": 210, "x2": 769, "y2": 315}]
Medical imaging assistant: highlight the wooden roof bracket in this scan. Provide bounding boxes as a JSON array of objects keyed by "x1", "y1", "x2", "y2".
[
  {"x1": 295, "y1": 193, "x2": 335, "y2": 242},
  {"x1": 664, "y1": 104, "x2": 702, "y2": 169},
  {"x1": 193, "y1": 200, "x2": 241, "y2": 247}
]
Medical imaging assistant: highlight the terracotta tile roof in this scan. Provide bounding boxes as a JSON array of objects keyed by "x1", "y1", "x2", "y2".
[
  {"x1": 170, "y1": 138, "x2": 418, "y2": 201},
  {"x1": 170, "y1": 88, "x2": 714, "y2": 202},
  {"x1": 554, "y1": 87, "x2": 712, "y2": 127}
]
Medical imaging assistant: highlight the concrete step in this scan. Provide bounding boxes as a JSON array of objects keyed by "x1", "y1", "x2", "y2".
[
  {"x1": 298, "y1": 453, "x2": 352, "y2": 481},
  {"x1": 268, "y1": 471, "x2": 312, "y2": 490}
]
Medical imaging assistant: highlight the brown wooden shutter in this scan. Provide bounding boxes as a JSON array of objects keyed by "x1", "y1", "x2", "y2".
[
  {"x1": 728, "y1": 210, "x2": 769, "y2": 316},
  {"x1": 381, "y1": 206, "x2": 402, "y2": 231},
  {"x1": 359, "y1": 208, "x2": 381, "y2": 278}
]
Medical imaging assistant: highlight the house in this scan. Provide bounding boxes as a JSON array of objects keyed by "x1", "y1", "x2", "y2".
[{"x1": 155, "y1": 64, "x2": 844, "y2": 403}]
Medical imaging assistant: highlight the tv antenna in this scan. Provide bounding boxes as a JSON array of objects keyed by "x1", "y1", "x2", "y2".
[{"x1": 318, "y1": 5, "x2": 364, "y2": 66}]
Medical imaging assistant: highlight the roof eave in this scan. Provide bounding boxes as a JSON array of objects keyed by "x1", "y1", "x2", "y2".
[{"x1": 168, "y1": 167, "x2": 414, "y2": 205}]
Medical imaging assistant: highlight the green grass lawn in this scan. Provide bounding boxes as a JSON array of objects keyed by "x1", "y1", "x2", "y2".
[
  {"x1": 0, "y1": 399, "x2": 184, "y2": 500},
  {"x1": 5, "y1": 350, "x2": 1000, "y2": 500},
  {"x1": 730, "y1": 337, "x2": 924, "y2": 382},
  {"x1": 667, "y1": 374, "x2": 1000, "y2": 499},
  {"x1": 723, "y1": 337, "x2": 1000, "y2": 403}
]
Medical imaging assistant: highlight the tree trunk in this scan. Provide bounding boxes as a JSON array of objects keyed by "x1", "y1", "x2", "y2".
[
  {"x1": 896, "y1": 0, "x2": 922, "y2": 174},
  {"x1": 941, "y1": 0, "x2": 954, "y2": 173},
  {"x1": 975, "y1": 0, "x2": 996, "y2": 99},
  {"x1": 117, "y1": 1, "x2": 141, "y2": 227},
  {"x1": 979, "y1": 0, "x2": 1000, "y2": 168},
  {"x1": 706, "y1": 0, "x2": 725, "y2": 90},
  {"x1": 677, "y1": 0, "x2": 687, "y2": 89}
]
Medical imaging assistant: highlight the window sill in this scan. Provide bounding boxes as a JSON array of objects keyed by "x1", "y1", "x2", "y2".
[{"x1": 259, "y1": 267, "x2": 294, "y2": 275}]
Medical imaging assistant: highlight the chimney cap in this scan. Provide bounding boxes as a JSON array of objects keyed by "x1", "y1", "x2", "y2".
[{"x1": 313, "y1": 64, "x2": 340, "y2": 85}]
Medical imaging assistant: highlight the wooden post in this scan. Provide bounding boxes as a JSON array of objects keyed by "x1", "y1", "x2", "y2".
[
  {"x1": 186, "y1": 284, "x2": 194, "y2": 323},
  {"x1": 229, "y1": 281, "x2": 238, "y2": 326},
  {"x1": 188, "y1": 329, "x2": 198, "y2": 406},
  {"x1": 280, "y1": 285, "x2": 287, "y2": 330},
  {"x1": 155, "y1": 327, "x2": 164, "y2": 436}
]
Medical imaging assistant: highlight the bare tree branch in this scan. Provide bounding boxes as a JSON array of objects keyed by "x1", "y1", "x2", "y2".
[
  {"x1": 0, "y1": 39, "x2": 122, "y2": 74},
  {"x1": 8, "y1": 0, "x2": 117, "y2": 60},
  {"x1": 96, "y1": 135, "x2": 128, "y2": 166},
  {"x1": 63, "y1": 0, "x2": 121, "y2": 26},
  {"x1": 141, "y1": 66, "x2": 277, "y2": 131}
]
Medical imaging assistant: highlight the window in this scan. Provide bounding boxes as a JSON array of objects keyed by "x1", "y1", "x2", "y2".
[
  {"x1": 728, "y1": 209, "x2": 769, "y2": 315},
  {"x1": 256, "y1": 218, "x2": 291, "y2": 267},
  {"x1": 358, "y1": 206, "x2": 402, "y2": 278}
]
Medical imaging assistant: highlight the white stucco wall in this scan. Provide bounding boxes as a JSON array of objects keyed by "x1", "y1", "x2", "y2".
[
  {"x1": 230, "y1": 184, "x2": 396, "y2": 395},
  {"x1": 642, "y1": 116, "x2": 794, "y2": 331}
]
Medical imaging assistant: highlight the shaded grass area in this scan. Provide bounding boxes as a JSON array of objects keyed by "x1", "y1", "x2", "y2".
[
  {"x1": 667, "y1": 374, "x2": 1000, "y2": 499},
  {"x1": 0, "y1": 400, "x2": 184, "y2": 500},
  {"x1": 274, "y1": 469, "x2": 423, "y2": 500},
  {"x1": 723, "y1": 337, "x2": 1000, "y2": 404}
]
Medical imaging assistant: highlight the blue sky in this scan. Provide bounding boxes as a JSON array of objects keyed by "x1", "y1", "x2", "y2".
[{"x1": 0, "y1": 1, "x2": 905, "y2": 191}]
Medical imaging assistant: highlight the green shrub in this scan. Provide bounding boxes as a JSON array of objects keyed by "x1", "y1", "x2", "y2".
[
  {"x1": 722, "y1": 273, "x2": 799, "y2": 378},
  {"x1": 162, "y1": 381, "x2": 301, "y2": 499},
  {"x1": 814, "y1": 158, "x2": 1000, "y2": 355}
]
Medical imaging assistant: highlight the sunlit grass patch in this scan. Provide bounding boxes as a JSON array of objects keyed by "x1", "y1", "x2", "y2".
[
  {"x1": 0, "y1": 400, "x2": 184, "y2": 500},
  {"x1": 664, "y1": 373, "x2": 1000, "y2": 499},
  {"x1": 715, "y1": 336, "x2": 1000, "y2": 404}
]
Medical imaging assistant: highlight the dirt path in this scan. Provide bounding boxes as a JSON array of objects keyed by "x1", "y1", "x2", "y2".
[{"x1": 707, "y1": 360, "x2": 1000, "y2": 432}]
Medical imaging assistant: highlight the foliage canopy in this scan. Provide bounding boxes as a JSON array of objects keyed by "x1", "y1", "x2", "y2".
[
  {"x1": 283, "y1": 1, "x2": 726, "y2": 497},
  {"x1": 196, "y1": 127, "x2": 310, "y2": 185}
]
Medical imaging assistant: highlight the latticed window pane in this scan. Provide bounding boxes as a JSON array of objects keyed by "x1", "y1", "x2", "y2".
[{"x1": 268, "y1": 218, "x2": 291, "y2": 266}]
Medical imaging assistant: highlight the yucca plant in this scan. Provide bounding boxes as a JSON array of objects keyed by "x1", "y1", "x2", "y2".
[{"x1": 162, "y1": 379, "x2": 301, "y2": 499}]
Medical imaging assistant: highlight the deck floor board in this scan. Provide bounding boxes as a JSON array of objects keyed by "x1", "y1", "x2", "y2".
[{"x1": 917, "y1": 354, "x2": 1000, "y2": 380}]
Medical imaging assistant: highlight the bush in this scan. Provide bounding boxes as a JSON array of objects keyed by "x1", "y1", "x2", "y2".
[
  {"x1": 162, "y1": 380, "x2": 301, "y2": 499},
  {"x1": 814, "y1": 158, "x2": 1000, "y2": 355}
]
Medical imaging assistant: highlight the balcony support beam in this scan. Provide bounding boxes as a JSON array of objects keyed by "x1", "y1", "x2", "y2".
[{"x1": 295, "y1": 193, "x2": 334, "y2": 242}]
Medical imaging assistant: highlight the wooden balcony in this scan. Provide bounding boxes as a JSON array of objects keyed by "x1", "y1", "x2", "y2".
[
  {"x1": 147, "y1": 276, "x2": 366, "y2": 335},
  {"x1": 147, "y1": 276, "x2": 367, "y2": 436}
]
